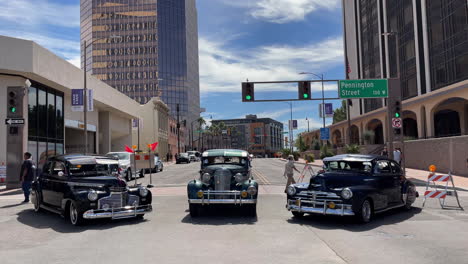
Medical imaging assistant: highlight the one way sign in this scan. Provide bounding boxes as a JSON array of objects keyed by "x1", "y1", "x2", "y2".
[{"x1": 5, "y1": 118, "x2": 25, "y2": 125}]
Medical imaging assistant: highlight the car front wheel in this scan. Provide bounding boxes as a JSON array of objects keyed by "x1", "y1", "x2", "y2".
[
  {"x1": 292, "y1": 211, "x2": 304, "y2": 218},
  {"x1": 69, "y1": 201, "x2": 84, "y2": 226},
  {"x1": 356, "y1": 199, "x2": 373, "y2": 223},
  {"x1": 245, "y1": 204, "x2": 257, "y2": 217},
  {"x1": 189, "y1": 204, "x2": 201, "y2": 217},
  {"x1": 33, "y1": 190, "x2": 42, "y2": 212}
]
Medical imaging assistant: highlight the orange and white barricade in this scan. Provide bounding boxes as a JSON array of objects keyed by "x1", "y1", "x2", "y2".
[
  {"x1": 422, "y1": 167, "x2": 463, "y2": 210},
  {"x1": 297, "y1": 163, "x2": 316, "y2": 183}
]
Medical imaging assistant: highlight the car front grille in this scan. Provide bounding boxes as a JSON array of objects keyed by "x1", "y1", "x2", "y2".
[
  {"x1": 214, "y1": 170, "x2": 232, "y2": 199},
  {"x1": 98, "y1": 192, "x2": 140, "y2": 209}
]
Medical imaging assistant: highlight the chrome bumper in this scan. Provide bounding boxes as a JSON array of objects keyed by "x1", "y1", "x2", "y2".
[
  {"x1": 83, "y1": 204, "x2": 152, "y2": 219},
  {"x1": 287, "y1": 199, "x2": 354, "y2": 216},
  {"x1": 189, "y1": 190, "x2": 256, "y2": 205}
]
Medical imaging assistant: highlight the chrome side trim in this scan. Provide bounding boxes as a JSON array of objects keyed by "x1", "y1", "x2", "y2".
[
  {"x1": 83, "y1": 205, "x2": 152, "y2": 219},
  {"x1": 189, "y1": 199, "x2": 256, "y2": 205}
]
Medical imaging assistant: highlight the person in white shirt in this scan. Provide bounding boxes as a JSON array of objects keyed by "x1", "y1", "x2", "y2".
[
  {"x1": 393, "y1": 148, "x2": 402, "y2": 165},
  {"x1": 284, "y1": 155, "x2": 300, "y2": 193}
]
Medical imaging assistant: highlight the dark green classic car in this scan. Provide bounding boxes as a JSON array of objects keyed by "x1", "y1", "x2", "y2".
[{"x1": 187, "y1": 149, "x2": 258, "y2": 217}]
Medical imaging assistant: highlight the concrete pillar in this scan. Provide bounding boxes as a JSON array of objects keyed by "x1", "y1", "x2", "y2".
[
  {"x1": 383, "y1": 116, "x2": 388, "y2": 143},
  {"x1": 99, "y1": 111, "x2": 111, "y2": 155},
  {"x1": 426, "y1": 105, "x2": 434, "y2": 138},
  {"x1": 418, "y1": 106, "x2": 426, "y2": 139}
]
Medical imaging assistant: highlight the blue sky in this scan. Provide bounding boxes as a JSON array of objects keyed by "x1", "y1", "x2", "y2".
[{"x1": 0, "y1": 0, "x2": 345, "y2": 134}]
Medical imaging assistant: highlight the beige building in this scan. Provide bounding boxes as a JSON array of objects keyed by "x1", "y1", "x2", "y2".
[
  {"x1": 132, "y1": 98, "x2": 169, "y2": 159},
  {"x1": 0, "y1": 35, "x2": 144, "y2": 188}
]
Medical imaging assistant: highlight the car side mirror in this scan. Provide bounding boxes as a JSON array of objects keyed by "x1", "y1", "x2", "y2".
[{"x1": 58, "y1": 171, "x2": 65, "y2": 177}]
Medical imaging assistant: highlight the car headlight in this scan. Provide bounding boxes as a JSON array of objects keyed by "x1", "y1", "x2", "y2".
[
  {"x1": 341, "y1": 188, "x2": 353, "y2": 199},
  {"x1": 286, "y1": 185, "x2": 296, "y2": 196},
  {"x1": 139, "y1": 186, "x2": 148, "y2": 197},
  {"x1": 235, "y1": 173, "x2": 246, "y2": 183},
  {"x1": 202, "y1": 173, "x2": 211, "y2": 183},
  {"x1": 247, "y1": 186, "x2": 257, "y2": 196},
  {"x1": 87, "y1": 189, "x2": 98, "y2": 201}
]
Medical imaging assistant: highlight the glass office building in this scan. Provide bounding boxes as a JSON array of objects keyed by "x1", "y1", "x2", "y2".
[{"x1": 80, "y1": 0, "x2": 200, "y2": 126}]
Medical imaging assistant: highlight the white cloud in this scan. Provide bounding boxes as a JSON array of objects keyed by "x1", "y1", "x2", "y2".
[
  {"x1": 199, "y1": 36, "x2": 343, "y2": 94},
  {"x1": 222, "y1": 0, "x2": 340, "y2": 24},
  {"x1": 256, "y1": 106, "x2": 311, "y2": 119},
  {"x1": 0, "y1": 0, "x2": 80, "y2": 28}
]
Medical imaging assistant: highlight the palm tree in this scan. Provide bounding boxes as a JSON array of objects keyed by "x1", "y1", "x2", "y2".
[{"x1": 197, "y1": 117, "x2": 206, "y2": 150}]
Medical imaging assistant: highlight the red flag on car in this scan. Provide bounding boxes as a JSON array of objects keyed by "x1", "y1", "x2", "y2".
[
  {"x1": 150, "y1": 142, "x2": 158, "y2": 151},
  {"x1": 125, "y1": 145, "x2": 134, "y2": 153}
]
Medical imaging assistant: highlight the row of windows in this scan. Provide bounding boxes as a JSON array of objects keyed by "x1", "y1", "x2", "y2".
[
  {"x1": 95, "y1": 71, "x2": 159, "y2": 81},
  {"x1": 92, "y1": 22, "x2": 157, "y2": 32},
  {"x1": 93, "y1": 59, "x2": 157, "y2": 69},
  {"x1": 92, "y1": 34, "x2": 157, "y2": 44},
  {"x1": 92, "y1": 12, "x2": 157, "y2": 21},
  {"x1": 93, "y1": 46, "x2": 157, "y2": 56}
]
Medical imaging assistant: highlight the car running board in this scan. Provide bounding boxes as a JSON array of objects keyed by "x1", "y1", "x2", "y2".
[
  {"x1": 374, "y1": 203, "x2": 405, "y2": 214},
  {"x1": 40, "y1": 204, "x2": 63, "y2": 216}
]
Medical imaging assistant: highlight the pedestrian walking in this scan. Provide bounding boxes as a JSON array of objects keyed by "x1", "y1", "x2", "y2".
[
  {"x1": 393, "y1": 148, "x2": 402, "y2": 165},
  {"x1": 380, "y1": 146, "x2": 388, "y2": 157},
  {"x1": 20, "y1": 152, "x2": 35, "y2": 203},
  {"x1": 284, "y1": 155, "x2": 300, "y2": 193}
]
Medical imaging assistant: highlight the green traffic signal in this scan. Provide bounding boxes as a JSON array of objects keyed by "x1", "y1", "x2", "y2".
[
  {"x1": 303, "y1": 94, "x2": 309, "y2": 99},
  {"x1": 10, "y1": 107, "x2": 16, "y2": 113},
  {"x1": 246, "y1": 95, "x2": 252, "y2": 100},
  {"x1": 395, "y1": 112, "x2": 400, "y2": 118}
]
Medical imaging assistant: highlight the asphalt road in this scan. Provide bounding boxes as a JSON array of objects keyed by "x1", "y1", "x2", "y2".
[{"x1": 1, "y1": 158, "x2": 468, "y2": 264}]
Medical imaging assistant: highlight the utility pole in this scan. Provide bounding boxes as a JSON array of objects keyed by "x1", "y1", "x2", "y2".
[
  {"x1": 83, "y1": 40, "x2": 88, "y2": 155},
  {"x1": 177, "y1": 104, "x2": 181, "y2": 154}
]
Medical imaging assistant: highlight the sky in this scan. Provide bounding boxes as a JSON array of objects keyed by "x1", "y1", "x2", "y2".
[{"x1": 0, "y1": 0, "x2": 345, "y2": 135}]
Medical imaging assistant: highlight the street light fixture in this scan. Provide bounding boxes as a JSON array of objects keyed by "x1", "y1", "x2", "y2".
[{"x1": 82, "y1": 35, "x2": 121, "y2": 154}]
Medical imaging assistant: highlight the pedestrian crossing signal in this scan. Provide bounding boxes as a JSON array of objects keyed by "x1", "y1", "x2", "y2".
[
  {"x1": 242, "y1": 82, "x2": 254, "y2": 102},
  {"x1": 298, "y1": 81, "x2": 311, "y2": 100}
]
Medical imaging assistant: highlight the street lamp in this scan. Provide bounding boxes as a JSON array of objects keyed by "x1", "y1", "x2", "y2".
[{"x1": 82, "y1": 35, "x2": 121, "y2": 154}]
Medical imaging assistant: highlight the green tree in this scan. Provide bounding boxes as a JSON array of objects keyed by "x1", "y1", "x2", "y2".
[
  {"x1": 333, "y1": 100, "x2": 347, "y2": 124},
  {"x1": 295, "y1": 134, "x2": 308, "y2": 152}
]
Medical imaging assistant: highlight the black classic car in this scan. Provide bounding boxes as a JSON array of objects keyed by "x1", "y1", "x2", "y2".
[
  {"x1": 187, "y1": 149, "x2": 258, "y2": 217},
  {"x1": 286, "y1": 154, "x2": 418, "y2": 223},
  {"x1": 31, "y1": 155, "x2": 153, "y2": 225}
]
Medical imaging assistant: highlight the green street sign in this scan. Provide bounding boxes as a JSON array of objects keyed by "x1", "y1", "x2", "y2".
[
  {"x1": 339, "y1": 79, "x2": 388, "y2": 99},
  {"x1": 282, "y1": 131, "x2": 289, "y2": 134}
]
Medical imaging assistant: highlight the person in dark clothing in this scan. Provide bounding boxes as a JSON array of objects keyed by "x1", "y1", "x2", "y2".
[{"x1": 20, "y1": 152, "x2": 35, "y2": 203}]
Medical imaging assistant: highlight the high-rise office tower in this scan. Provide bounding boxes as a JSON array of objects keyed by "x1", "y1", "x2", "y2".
[{"x1": 80, "y1": 0, "x2": 200, "y2": 125}]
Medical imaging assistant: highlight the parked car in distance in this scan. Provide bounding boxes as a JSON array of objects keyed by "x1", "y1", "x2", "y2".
[
  {"x1": 187, "y1": 151, "x2": 200, "y2": 162},
  {"x1": 153, "y1": 156, "x2": 163, "y2": 172},
  {"x1": 31, "y1": 154, "x2": 153, "y2": 226},
  {"x1": 176, "y1": 153, "x2": 191, "y2": 164},
  {"x1": 286, "y1": 154, "x2": 418, "y2": 223},
  {"x1": 187, "y1": 149, "x2": 258, "y2": 217}
]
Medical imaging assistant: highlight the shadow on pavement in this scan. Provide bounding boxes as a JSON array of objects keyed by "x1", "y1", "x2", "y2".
[
  {"x1": 0, "y1": 190, "x2": 23, "y2": 196},
  {"x1": 16, "y1": 208, "x2": 147, "y2": 233},
  {"x1": 0, "y1": 202, "x2": 28, "y2": 209},
  {"x1": 181, "y1": 206, "x2": 257, "y2": 225},
  {"x1": 286, "y1": 206, "x2": 422, "y2": 232}
]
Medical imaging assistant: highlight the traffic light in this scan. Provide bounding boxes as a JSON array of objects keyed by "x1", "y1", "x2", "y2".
[
  {"x1": 298, "y1": 81, "x2": 311, "y2": 100},
  {"x1": 7, "y1": 87, "x2": 24, "y2": 118},
  {"x1": 242, "y1": 82, "x2": 254, "y2": 102},
  {"x1": 394, "y1": 101, "x2": 401, "y2": 118}
]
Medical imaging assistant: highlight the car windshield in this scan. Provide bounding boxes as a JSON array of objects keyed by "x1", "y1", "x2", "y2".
[
  {"x1": 179, "y1": 153, "x2": 189, "y2": 157},
  {"x1": 69, "y1": 163, "x2": 114, "y2": 176},
  {"x1": 203, "y1": 156, "x2": 247, "y2": 166},
  {"x1": 107, "y1": 153, "x2": 130, "y2": 160},
  {"x1": 324, "y1": 160, "x2": 372, "y2": 173}
]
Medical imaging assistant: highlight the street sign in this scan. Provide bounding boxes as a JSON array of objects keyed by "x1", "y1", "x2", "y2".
[
  {"x1": 320, "y1": 128, "x2": 330, "y2": 140},
  {"x1": 339, "y1": 79, "x2": 388, "y2": 99},
  {"x1": 4, "y1": 118, "x2": 25, "y2": 125},
  {"x1": 71, "y1": 89, "x2": 93, "y2": 112},
  {"x1": 320, "y1": 103, "x2": 334, "y2": 118},
  {"x1": 289, "y1": 120, "x2": 298, "y2": 130},
  {"x1": 282, "y1": 131, "x2": 289, "y2": 134},
  {"x1": 392, "y1": 118, "x2": 402, "y2": 128}
]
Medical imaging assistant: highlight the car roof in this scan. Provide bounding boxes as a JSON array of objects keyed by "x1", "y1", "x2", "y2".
[
  {"x1": 323, "y1": 154, "x2": 383, "y2": 162},
  {"x1": 52, "y1": 154, "x2": 117, "y2": 164},
  {"x1": 202, "y1": 149, "x2": 248, "y2": 158}
]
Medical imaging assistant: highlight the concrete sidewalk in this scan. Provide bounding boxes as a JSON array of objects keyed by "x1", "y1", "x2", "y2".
[{"x1": 277, "y1": 158, "x2": 468, "y2": 191}]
